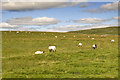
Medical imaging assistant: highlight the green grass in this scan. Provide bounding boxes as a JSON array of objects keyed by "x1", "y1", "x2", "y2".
[
  {"x1": 2, "y1": 27, "x2": 118, "y2": 78},
  {"x1": 69, "y1": 26, "x2": 119, "y2": 35}
]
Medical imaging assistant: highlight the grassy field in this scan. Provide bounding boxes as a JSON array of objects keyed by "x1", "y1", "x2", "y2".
[{"x1": 2, "y1": 27, "x2": 119, "y2": 78}]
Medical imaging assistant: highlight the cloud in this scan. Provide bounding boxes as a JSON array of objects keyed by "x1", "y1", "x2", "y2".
[
  {"x1": 84, "y1": 2, "x2": 119, "y2": 13},
  {"x1": 2, "y1": 2, "x2": 79, "y2": 11},
  {"x1": 74, "y1": 18, "x2": 111, "y2": 24},
  {"x1": 46, "y1": 25, "x2": 83, "y2": 32},
  {"x1": 0, "y1": 22, "x2": 18, "y2": 28},
  {"x1": 49, "y1": 25, "x2": 84, "y2": 32},
  {"x1": 100, "y1": 2, "x2": 118, "y2": 10},
  {"x1": 47, "y1": 24, "x2": 118, "y2": 32},
  {"x1": 79, "y1": 2, "x2": 94, "y2": 8},
  {"x1": 113, "y1": 16, "x2": 120, "y2": 20},
  {"x1": 0, "y1": 24, "x2": 118, "y2": 32},
  {"x1": 7, "y1": 16, "x2": 60, "y2": 25}
]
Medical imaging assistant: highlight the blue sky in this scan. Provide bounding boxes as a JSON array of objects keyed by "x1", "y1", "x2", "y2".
[{"x1": 0, "y1": 2, "x2": 119, "y2": 32}]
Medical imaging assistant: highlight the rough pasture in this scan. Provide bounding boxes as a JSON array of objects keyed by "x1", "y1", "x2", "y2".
[{"x1": 2, "y1": 27, "x2": 118, "y2": 78}]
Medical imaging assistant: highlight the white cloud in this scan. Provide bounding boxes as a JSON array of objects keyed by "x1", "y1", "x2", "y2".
[
  {"x1": 2, "y1": 2, "x2": 79, "y2": 11},
  {"x1": 2, "y1": 0, "x2": 85, "y2": 2},
  {"x1": 74, "y1": 18, "x2": 111, "y2": 24},
  {"x1": 100, "y1": 2, "x2": 118, "y2": 10},
  {"x1": 47, "y1": 24, "x2": 118, "y2": 32},
  {"x1": 113, "y1": 16, "x2": 120, "y2": 20},
  {"x1": 79, "y1": 2, "x2": 94, "y2": 8},
  {"x1": 7, "y1": 17, "x2": 60, "y2": 25},
  {"x1": 46, "y1": 25, "x2": 83, "y2": 32},
  {"x1": 85, "y1": 2, "x2": 119, "y2": 13},
  {"x1": 0, "y1": 23, "x2": 118, "y2": 32},
  {"x1": 32, "y1": 17, "x2": 59, "y2": 25},
  {"x1": 0, "y1": 22, "x2": 18, "y2": 28}
]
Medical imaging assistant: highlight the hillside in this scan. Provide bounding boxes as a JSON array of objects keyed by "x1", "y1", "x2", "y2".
[
  {"x1": 2, "y1": 26, "x2": 118, "y2": 78},
  {"x1": 69, "y1": 26, "x2": 119, "y2": 35}
]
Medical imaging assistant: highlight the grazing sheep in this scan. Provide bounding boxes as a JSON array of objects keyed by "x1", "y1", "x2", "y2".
[
  {"x1": 55, "y1": 36, "x2": 58, "y2": 38},
  {"x1": 88, "y1": 36, "x2": 90, "y2": 38},
  {"x1": 16, "y1": 31, "x2": 19, "y2": 34},
  {"x1": 101, "y1": 35, "x2": 106, "y2": 37},
  {"x1": 63, "y1": 36, "x2": 66, "y2": 37},
  {"x1": 92, "y1": 44, "x2": 97, "y2": 49},
  {"x1": 49, "y1": 45, "x2": 56, "y2": 52},
  {"x1": 111, "y1": 39, "x2": 115, "y2": 42},
  {"x1": 92, "y1": 38, "x2": 95, "y2": 40},
  {"x1": 78, "y1": 43, "x2": 82, "y2": 47},
  {"x1": 34, "y1": 51, "x2": 44, "y2": 55},
  {"x1": 73, "y1": 35, "x2": 76, "y2": 37}
]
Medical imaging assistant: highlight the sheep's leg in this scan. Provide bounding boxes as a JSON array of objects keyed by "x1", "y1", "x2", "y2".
[
  {"x1": 53, "y1": 50, "x2": 56, "y2": 52},
  {"x1": 49, "y1": 49, "x2": 52, "y2": 52}
]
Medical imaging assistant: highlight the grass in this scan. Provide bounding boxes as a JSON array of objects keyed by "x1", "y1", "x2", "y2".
[
  {"x1": 69, "y1": 26, "x2": 119, "y2": 35},
  {"x1": 2, "y1": 27, "x2": 118, "y2": 78}
]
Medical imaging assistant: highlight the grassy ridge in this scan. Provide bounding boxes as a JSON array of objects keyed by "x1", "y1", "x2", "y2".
[
  {"x1": 2, "y1": 27, "x2": 118, "y2": 78},
  {"x1": 69, "y1": 27, "x2": 119, "y2": 35}
]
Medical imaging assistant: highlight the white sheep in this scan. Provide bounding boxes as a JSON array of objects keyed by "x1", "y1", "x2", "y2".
[
  {"x1": 78, "y1": 43, "x2": 82, "y2": 47},
  {"x1": 49, "y1": 45, "x2": 56, "y2": 52},
  {"x1": 73, "y1": 35, "x2": 76, "y2": 37},
  {"x1": 34, "y1": 51, "x2": 44, "y2": 55},
  {"x1": 92, "y1": 44, "x2": 97, "y2": 49},
  {"x1": 55, "y1": 36, "x2": 58, "y2": 38},
  {"x1": 16, "y1": 31, "x2": 19, "y2": 34},
  {"x1": 88, "y1": 36, "x2": 90, "y2": 37},
  {"x1": 63, "y1": 36, "x2": 66, "y2": 37},
  {"x1": 111, "y1": 39, "x2": 115, "y2": 42},
  {"x1": 92, "y1": 38, "x2": 95, "y2": 40}
]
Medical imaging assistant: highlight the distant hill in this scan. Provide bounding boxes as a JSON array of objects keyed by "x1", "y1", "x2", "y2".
[{"x1": 69, "y1": 26, "x2": 119, "y2": 35}]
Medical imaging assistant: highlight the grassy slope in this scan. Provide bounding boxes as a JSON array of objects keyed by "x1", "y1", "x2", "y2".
[
  {"x1": 69, "y1": 27, "x2": 119, "y2": 35},
  {"x1": 2, "y1": 27, "x2": 118, "y2": 78}
]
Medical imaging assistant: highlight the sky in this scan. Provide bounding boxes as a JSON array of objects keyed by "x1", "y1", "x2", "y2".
[{"x1": 0, "y1": 1, "x2": 119, "y2": 32}]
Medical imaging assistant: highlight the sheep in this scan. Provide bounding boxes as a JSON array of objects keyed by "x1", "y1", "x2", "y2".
[
  {"x1": 88, "y1": 36, "x2": 90, "y2": 38},
  {"x1": 101, "y1": 35, "x2": 106, "y2": 37},
  {"x1": 49, "y1": 45, "x2": 56, "y2": 52},
  {"x1": 34, "y1": 51, "x2": 44, "y2": 55},
  {"x1": 111, "y1": 39, "x2": 115, "y2": 42},
  {"x1": 78, "y1": 43, "x2": 82, "y2": 47},
  {"x1": 92, "y1": 38, "x2": 95, "y2": 40},
  {"x1": 16, "y1": 31, "x2": 19, "y2": 34},
  {"x1": 92, "y1": 44, "x2": 97, "y2": 49},
  {"x1": 73, "y1": 35, "x2": 76, "y2": 37},
  {"x1": 63, "y1": 36, "x2": 66, "y2": 37},
  {"x1": 55, "y1": 36, "x2": 57, "y2": 38}
]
